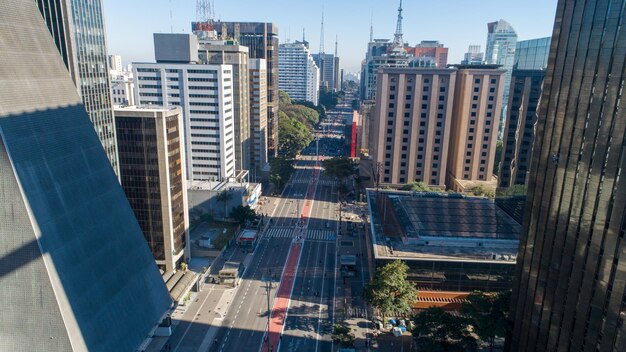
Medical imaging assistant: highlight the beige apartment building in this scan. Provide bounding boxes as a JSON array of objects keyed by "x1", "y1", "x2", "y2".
[
  {"x1": 249, "y1": 58, "x2": 268, "y2": 179},
  {"x1": 371, "y1": 68, "x2": 457, "y2": 188},
  {"x1": 447, "y1": 65, "x2": 506, "y2": 191},
  {"x1": 370, "y1": 65, "x2": 505, "y2": 191}
]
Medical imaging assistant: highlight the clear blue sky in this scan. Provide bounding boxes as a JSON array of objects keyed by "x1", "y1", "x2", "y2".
[{"x1": 103, "y1": 0, "x2": 558, "y2": 73}]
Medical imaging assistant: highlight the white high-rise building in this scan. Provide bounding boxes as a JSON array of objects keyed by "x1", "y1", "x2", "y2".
[
  {"x1": 278, "y1": 42, "x2": 319, "y2": 104},
  {"x1": 111, "y1": 72, "x2": 135, "y2": 106},
  {"x1": 461, "y1": 45, "x2": 484, "y2": 65},
  {"x1": 108, "y1": 54, "x2": 123, "y2": 77},
  {"x1": 133, "y1": 63, "x2": 235, "y2": 181}
]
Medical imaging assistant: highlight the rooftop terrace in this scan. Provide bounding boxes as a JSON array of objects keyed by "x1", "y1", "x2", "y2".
[{"x1": 367, "y1": 189, "x2": 521, "y2": 263}]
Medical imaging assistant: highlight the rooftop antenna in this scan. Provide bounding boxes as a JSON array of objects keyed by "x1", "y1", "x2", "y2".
[
  {"x1": 335, "y1": 34, "x2": 338, "y2": 57},
  {"x1": 370, "y1": 10, "x2": 374, "y2": 43},
  {"x1": 169, "y1": 0, "x2": 173, "y2": 33},
  {"x1": 196, "y1": 0, "x2": 212, "y2": 23},
  {"x1": 393, "y1": 0, "x2": 404, "y2": 47},
  {"x1": 319, "y1": 8, "x2": 325, "y2": 54},
  {"x1": 302, "y1": 27, "x2": 306, "y2": 42}
]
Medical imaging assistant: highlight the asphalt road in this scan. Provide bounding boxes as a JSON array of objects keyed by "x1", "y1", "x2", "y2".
[
  {"x1": 171, "y1": 132, "x2": 347, "y2": 352},
  {"x1": 210, "y1": 159, "x2": 328, "y2": 352}
]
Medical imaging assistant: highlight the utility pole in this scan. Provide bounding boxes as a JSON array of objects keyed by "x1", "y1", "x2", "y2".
[{"x1": 266, "y1": 270, "x2": 273, "y2": 352}]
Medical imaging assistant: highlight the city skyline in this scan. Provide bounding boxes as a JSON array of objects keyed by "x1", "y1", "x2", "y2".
[{"x1": 103, "y1": 0, "x2": 557, "y2": 73}]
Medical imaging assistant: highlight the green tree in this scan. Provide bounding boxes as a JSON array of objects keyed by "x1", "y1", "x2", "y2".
[
  {"x1": 278, "y1": 112, "x2": 313, "y2": 157},
  {"x1": 269, "y1": 157, "x2": 295, "y2": 190},
  {"x1": 460, "y1": 291, "x2": 511, "y2": 352},
  {"x1": 412, "y1": 307, "x2": 478, "y2": 352},
  {"x1": 400, "y1": 182, "x2": 433, "y2": 192},
  {"x1": 322, "y1": 157, "x2": 354, "y2": 182},
  {"x1": 319, "y1": 88, "x2": 339, "y2": 110},
  {"x1": 364, "y1": 260, "x2": 418, "y2": 320},
  {"x1": 216, "y1": 190, "x2": 233, "y2": 218},
  {"x1": 231, "y1": 205, "x2": 257, "y2": 225},
  {"x1": 331, "y1": 324, "x2": 355, "y2": 347}
]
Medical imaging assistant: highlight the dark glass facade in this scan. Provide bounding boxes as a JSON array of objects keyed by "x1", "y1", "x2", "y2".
[
  {"x1": 116, "y1": 110, "x2": 187, "y2": 270},
  {"x1": 37, "y1": 0, "x2": 119, "y2": 175},
  {"x1": 167, "y1": 115, "x2": 187, "y2": 256},
  {"x1": 498, "y1": 69, "x2": 544, "y2": 188},
  {"x1": 508, "y1": 1, "x2": 626, "y2": 350}
]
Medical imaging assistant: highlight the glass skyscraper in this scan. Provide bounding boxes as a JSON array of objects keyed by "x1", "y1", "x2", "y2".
[
  {"x1": 484, "y1": 19, "x2": 517, "y2": 138},
  {"x1": 508, "y1": 0, "x2": 626, "y2": 350},
  {"x1": 36, "y1": 0, "x2": 119, "y2": 175},
  {"x1": 514, "y1": 37, "x2": 551, "y2": 71}
]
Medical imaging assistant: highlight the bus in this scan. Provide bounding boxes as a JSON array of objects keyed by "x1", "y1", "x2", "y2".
[{"x1": 218, "y1": 262, "x2": 245, "y2": 287}]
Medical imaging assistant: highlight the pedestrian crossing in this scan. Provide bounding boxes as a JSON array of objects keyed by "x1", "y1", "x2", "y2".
[
  {"x1": 291, "y1": 178, "x2": 337, "y2": 186},
  {"x1": 306, "y1": 229, "x2": 337, "y2": 241},
  {"x1": 265, "y1": 227, "x2": 294, "y2": 239},
  {"x1": 264, "y1": 227, "x2": 336, "y2": 241},
  {"x1": 346, "y1": 307, "x2": 370, "y2": 319}
]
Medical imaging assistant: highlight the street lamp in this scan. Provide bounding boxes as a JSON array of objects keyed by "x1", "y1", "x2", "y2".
[{"x1": 266, "y1": 270, "x2": 273, "y2": 352}]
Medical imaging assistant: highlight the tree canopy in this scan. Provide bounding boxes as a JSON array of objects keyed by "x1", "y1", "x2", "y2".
[
  {"x1": 412, "y1": 307, "x2": 478, "y2": 352},
  {"x1": 364, "y1": 260, "x2": 417, "y2": 318},
  {"x1": 278, "y1": 111, "x2": 313, "y2": 158},
  {"x1": 460, "y1": 291, "x2": 511, "y2": 352},
  {"x1": 231, "y1": 205, "x2": 257, "y2": 225},
  {"x1": 278, "y1": 90, "x2": 317, "y2": 157},
  {"x1": 399, "y1": 182, "x2": 436, "y2": 192},
  {"x1": 331, "y1": 324, "x2": 355, "y2": 347},
  {"x1": 322, "y1": 157, "x2": 354, "y2": 181},
  {"x1": 269, "y1": 157, "x2": 295, "y2": 190}
]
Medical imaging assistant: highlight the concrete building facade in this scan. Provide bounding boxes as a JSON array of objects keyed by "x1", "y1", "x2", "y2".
[
  {"x1": 278, "y1": 42, "x2": 320, "y2": 104},
  {"x1": 371, "y1": 67, "x2": 457, "y2": 187},
  {"x1": 108, "y1": 54, "x2": 123, "y2": 77},
  {"x1": 115, "y1": 106, "x2": 190, "y2": 273},
  {"x1": 508, "y1": 1, "x2": 626, "y2": 350},
  {"x1": 461, "y1": 44, "x2": 484, "y2": 65},
  {"x1": 36, "y1": 0, "x2": 119, "y2": 175},
  {"x1": 447, "y1": 65, "x2": 506, "y2": 191},
  {"x1": 407, "y1": 40, "x2": 449, "y2": 68},
  {"x1": 198, "y1": 39, "x2": 251, "y2": 172},
  {"x1": 0, "y1": 2, "x2": 171, "y2": 350},
  {"x1": 313, "y1": 53, "x2": 338, "y2": 91},
  {"x1": 360, "y1": 39, "x2": 409, "y2": 101},
  {"x1": 111, "y1": 73, "x2": 135, "y2": 106},
  {"x1": 209, "y1": 21, "x2": 280, "y2": 157},
  {"x1": 133, "y1": 46, "x2": 236, "y2": 182},
  {"x1": 249, "y1": 58, "x2": 269, "y2": 178}
]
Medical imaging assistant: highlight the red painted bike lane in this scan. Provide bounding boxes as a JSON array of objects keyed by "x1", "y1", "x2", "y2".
[{"x1": 263, "y1": 166, "x2": 320, "y2": 352}]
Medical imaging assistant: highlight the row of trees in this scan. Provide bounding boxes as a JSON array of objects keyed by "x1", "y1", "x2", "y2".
[
  {"x1": 277, "y1": 91, "x2": 317, "y2": 158},
  {"x1": 269, "y1": 157, "x2": 295, "y2": 190},
  {"x1": 364, "y1": 260, "x2": 511, "y2": 351}
]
